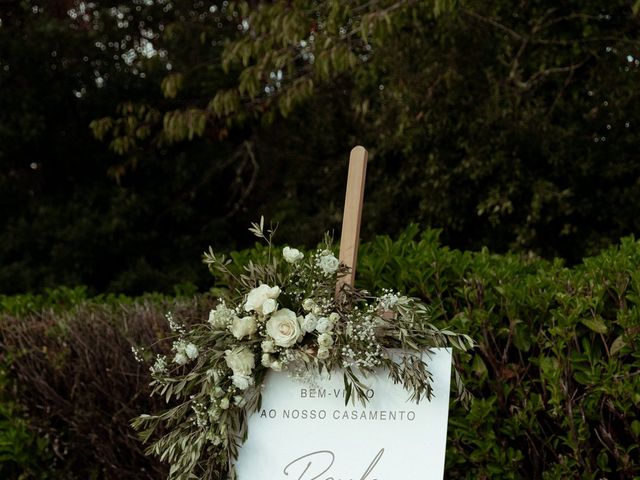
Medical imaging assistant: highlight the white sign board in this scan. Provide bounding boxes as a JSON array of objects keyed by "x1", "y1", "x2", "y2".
[{"x1": 235, "y1": 348, "x2": 452, "y2": 480}]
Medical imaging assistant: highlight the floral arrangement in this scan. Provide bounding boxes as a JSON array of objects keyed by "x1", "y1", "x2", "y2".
[{"x1": 132, "y1": 219, "x2": 474, "y2": 480}]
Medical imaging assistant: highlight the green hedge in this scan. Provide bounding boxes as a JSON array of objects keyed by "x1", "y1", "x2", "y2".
[
  {"x1": 1, "y1": 228, "x2": 639, "y2": 478},
  {"x1": 357, "y1": 226, "x2": 640, "y2": 479}
]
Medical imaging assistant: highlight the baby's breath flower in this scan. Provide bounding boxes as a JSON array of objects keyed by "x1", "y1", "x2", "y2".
[
  {"x1": 209, "y1": 301, "x2": 236, "y2": 327},
  {"x1": 166, "y1": 311, "x2": 185, "y2": 333},
  {"x1": 379, "y1": 290, "x2": 400, "y2": 310},
  {"x1": 150, "y1": 355, "x2": 167, "y2": 374},
  {"x1": 131, "y1": 346, "x2": 144, "y2": 363}
]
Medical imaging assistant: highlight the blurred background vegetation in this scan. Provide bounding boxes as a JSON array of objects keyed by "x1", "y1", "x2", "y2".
[
  {"x1": 1, "y1": 2, "x2": 640, "y2": 478},
  {"x1": 1, "y1": 0, "x2": 639, "y2": 295}
]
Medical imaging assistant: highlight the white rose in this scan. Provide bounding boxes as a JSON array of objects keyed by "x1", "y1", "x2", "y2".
[
  {"x1": 262, "y1": 298, "x2": 278, "y2": 315},
  {"x1": 283, "y1": 246, "x2": 304, "y2": 263},
  {"x1": 329, "y1": 312, "x2": 340, "y2": 322},
  {"x1": 261, "y1": 340, "x2": 275, "y2": 353},
  {"x1": 317, "y1": 333, "x2": 334, "y2": 348},
  {"x1": 266, "y1": 308, "x2": 302, "y2": 348},
  {"x1": 219, "y1": 398, "x2": 230, "y2": 410},
  {"x1": 302, "y1": 298, "x2": 316, "y2": 311},
  {"x1": 224, "y1": 347, "x2": 255, "y2": 376},
  {"x1": 315, "y1": 316, "x2": 333, "y2": 333},
  {"x1": 301, "y1": 313, "x2": 318, "y2": 332},
  {"x1": 185, "y1": 343, "x2": 199, "y2": 359},
  {"x1": 244, "y1": 284, "x2": 281, "y2": 315},
  {"x1": 261, "y1": 353, "x2": 283, "y2": 371},
  {"x1": 230, "y1": 315, "x2": 257, "y2": 340},
  {"x1": 231, "y1": 373, "x2": 253, "y2": 390},
  {"x1": 317, "y1": 252, "x2": 340, "y2": 275},
  {"x1": 317, "y1": 347, "x2": 330, "y2": 360},
  {"x1": 261, "y1": 353, "x2": 273, "y2": 367},
  {"x1": 173, "y1": 352, "x2": 188, "y2": 365}
]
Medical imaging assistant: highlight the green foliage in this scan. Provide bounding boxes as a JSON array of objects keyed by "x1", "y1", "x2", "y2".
[
  {"x1": 92, "y1": 0, "x2": 640, "y2": 268},
  {"x1": 0, "y1": 286, "x2": 91, "y2": 316},
  {"x1": 210, "y1": 0, "x2": 455, "y2": 122},
  {"x1": 3, "y1": 1, "x2": 640, "y2": 295},
  {"x1": 356, "y1": 228, "x2": 640, "y2": 478},
  {"x1": 0, "y1": 1, "x2": 256, "y2": 295},
  {"x1": 0, "y1": 366, "x2": 52, "y2": 480},
  {"x1": 0, "y1": 285, "x2": 195, "y2": 316}
]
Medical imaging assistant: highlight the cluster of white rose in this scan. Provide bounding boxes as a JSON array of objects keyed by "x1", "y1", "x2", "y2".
[
  {"x1": 152, "y1": 244, "x2": 388, "y2": 394},
  {"x1": 196, "y1": 246, "x2": 342, "y2": 391},
  {"x1": 133, "y1": 230, "x2": 474, "y2": 480},
  {"x1": 172, "y1": 339, "x2": 199, "y2": 366},
  {"x1": 315, "y1": 249, "x2": 340, "y2": 276},
  {"x1": 300, "y1": 299, "x2": 339, "y2": 360},
  {"x1": 222, "y1": 296, "x2": 340, "y2": 389},
  {"x1": 224, "y1": 346, "x2": 255, "y2": 390}
]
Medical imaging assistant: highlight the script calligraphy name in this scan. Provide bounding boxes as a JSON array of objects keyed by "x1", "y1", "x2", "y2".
[{"x1": 283, "y1": 448, "x2": 384, "y2": 480}]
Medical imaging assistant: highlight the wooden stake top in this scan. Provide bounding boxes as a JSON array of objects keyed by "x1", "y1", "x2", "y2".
[{"x1": 337, "y1": 146, "x2": 368, "y2": 292}]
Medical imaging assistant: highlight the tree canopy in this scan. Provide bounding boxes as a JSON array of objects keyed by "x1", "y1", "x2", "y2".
[{"x1": 1, "y1": 0, "x2": 640, "y2": 294}]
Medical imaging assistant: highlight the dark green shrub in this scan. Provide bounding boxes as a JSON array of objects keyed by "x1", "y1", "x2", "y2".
[
  {"x1": 0, "y1": 286, "x2": 91, "y2": 317},
  {"x1": 357, "y1": 227, "x2": 640, "y2": 479}
]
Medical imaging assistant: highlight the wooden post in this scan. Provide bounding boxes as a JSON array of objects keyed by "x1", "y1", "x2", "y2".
[{"x1": 336, "y1": 146, "x2": 368, "y2": 293}]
